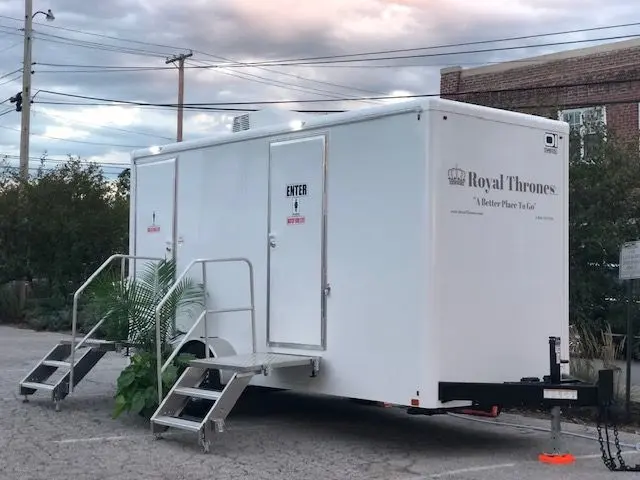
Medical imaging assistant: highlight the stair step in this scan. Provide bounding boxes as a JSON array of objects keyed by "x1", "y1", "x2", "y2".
[
  {"x1": 174, "y1": 387, "x2": 222, "y2": 401},
  {"x1": 190, "y1": 352, "x2": 318, "y2": 373},
  {"x1": 42, "y1": 360, "x2": 71, "y2": 368},
  {"x1": 21, "y1": 381, "x2": 56, "y2": 391},
  {"x1": 60, "y1": 339, "x2": 117, "y2": 350},
  {"x1": 153, "y1": 415, "x2": 202, "y2": 432}
]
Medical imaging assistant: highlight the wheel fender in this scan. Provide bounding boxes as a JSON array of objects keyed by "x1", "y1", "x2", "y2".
[
  {"x1": 176, "y1": 337, "x2": 237, "y2": 385},
  {"x1": 207, "y1": 337, "x2": 237, "y2": 358},
  {"x1": 207, "y1": 337, "x2": 236, "y2": 385}
]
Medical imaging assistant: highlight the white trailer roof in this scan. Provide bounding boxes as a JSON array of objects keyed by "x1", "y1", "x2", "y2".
[{"x1": 131, "y1": 97, "x2": 569, "y2": 161}]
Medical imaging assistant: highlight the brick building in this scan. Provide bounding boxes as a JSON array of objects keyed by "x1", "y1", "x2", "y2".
[{"x1": 440, "y1": 38, "x2": 640, "y2": 150}]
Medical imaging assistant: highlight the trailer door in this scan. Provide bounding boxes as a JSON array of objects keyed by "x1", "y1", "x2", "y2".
[
  {"x1": 267, "y1": 136, "x2": 327, "y2": 350},
  {"x1": 132, "y1": 157, "x2": 177, "y2": 267}
]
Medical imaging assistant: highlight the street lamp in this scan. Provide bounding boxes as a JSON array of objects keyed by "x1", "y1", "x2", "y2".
[
  {"x1": 19, "y1": 3, "x2": 55, "y2": 179},
  {"x1": 36, "y1": 9, "x2": 55, "y2": 21}
]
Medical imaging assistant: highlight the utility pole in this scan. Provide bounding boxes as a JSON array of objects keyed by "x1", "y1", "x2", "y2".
[
  {"x1": 19, "y1": 3, "x2": 54, "y2": 179},
  {"x1": 19, "y1": 0, "x2": 33, "y2": 179},
  {"x1": 166, "y1": 51, "x2": 193, "y2": 142}
]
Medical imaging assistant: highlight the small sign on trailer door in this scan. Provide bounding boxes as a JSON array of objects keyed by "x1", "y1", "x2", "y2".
[
  {"x1": 286, "y1": 183, "x2": 307, "y2": 225},
  {"x1": 147, "y1": 211, "x2": 161, "y2": 233},
  {"x1": 619, "y1": 240, "x2": 640, "y2": 280}
]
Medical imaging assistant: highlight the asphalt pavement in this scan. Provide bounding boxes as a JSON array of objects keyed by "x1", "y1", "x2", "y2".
[{"x1": 1, "y1": 325, "x2": 640, "y2": 480}]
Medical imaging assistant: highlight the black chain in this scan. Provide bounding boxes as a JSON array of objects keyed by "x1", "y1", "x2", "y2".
[{"x1": 596, "y1": 403, "x2": 640, "y2": 472}]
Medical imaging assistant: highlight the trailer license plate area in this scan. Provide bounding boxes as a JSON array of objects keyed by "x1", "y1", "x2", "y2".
[{"x1": 543, "y1": 388, "x2": 578, "y2": 400}]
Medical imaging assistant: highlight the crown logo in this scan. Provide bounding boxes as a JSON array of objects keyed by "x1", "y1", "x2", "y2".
[{"x1": 448, "y1": 165, "x2": 465, "y2": 186}]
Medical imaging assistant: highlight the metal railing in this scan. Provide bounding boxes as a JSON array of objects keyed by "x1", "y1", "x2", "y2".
[
  {"x1": 154, "y1": 257, "x2": 256, "y2": 404},
  {"x1": 160, "y1": 309, "x2": 208, "y2": 374},
  {"x1": 69, "y1": 254, "x2": 164, "y2": 392}
]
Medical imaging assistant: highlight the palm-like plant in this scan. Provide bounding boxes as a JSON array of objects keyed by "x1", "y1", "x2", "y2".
[
  {"x1": 87, "y1": 258, "x2": 205, "y2": 355},
  {"x1": 86, "y1": 258, "x2": 205, "y2": 419}
]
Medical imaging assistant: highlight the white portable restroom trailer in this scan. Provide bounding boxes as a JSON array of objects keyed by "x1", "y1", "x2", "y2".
[
  {"x1": 131, "y1": 96, "x2": 614, "y2": 436},
  {"x1": 17, "y1": 98, "x2": 616, "y2": 454}
]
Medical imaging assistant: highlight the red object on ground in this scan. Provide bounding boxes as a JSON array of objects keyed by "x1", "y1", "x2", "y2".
[
  {"x1": 538, "y1": 453, "x2": 576, "y2": 465},
  {"x1": 460, "y1": 405, "x2": 500, "y2": 417}
]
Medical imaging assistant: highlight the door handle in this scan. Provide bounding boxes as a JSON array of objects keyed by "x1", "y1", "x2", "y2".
[{"x1": 268, "y1": 233, "x2": 277, "y2": 248}]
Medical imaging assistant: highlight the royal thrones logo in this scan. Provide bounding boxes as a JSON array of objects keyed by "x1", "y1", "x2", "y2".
[
  {"x1": 447, "y1": 165, "x2": 556, "y2": 195},
  {"x1": 448, "y1": 165, "x2": 466, "y2": 186}
]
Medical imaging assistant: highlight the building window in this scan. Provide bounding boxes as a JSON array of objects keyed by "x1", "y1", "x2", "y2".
[{"x1": 558, "y1": 106, "x2": 606, "y2": 160}]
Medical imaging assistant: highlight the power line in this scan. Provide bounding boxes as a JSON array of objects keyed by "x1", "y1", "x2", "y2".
[
  {"x1": 25, "y1": 42, "x2": 378, "y2": 103},
  {"x1": 33, "y1": 101, "x2": 345, "y2": 114},
  {"x1": 0, "y1": 41, "x2": 20, "y2": 53},
  {"x1": 3, "y1": 14, "x2": 640, "y2": 67},
  {"x1": 0, "y1": 73, "x2": 21, "y2": 87},
  {"x1": 0, "y1": 68, "x2": 21, "y2": 81},
  {"x1": 0, "y1": 164, "x2": 126, "y2": 174},
  {"x1": 0, "y1": 25, "x2": 21, "y2": 37},
  {"x1": 28, "y1": 28, "x2": 640, "y2": 74},
  {"x1": 31, "y1": 107, "x2": 176, "y2": 141},
  {"x1": 37, "y1": 75, "x2": 640, "y2": 107},
  {"x1": 0, "y1": 156, "x2": 127, "y2": 170},
  {"x1": 189, "y1": 56, "x2": 385, "y2": 97},
  {"x1": 201, "y1": 33, "x2": 640, "y2": 67},
  {"x1": 7, "y1": 17, "x2": 640, "y2": 112},
  {"x1": 0, "y1": 14, "x2": 188, "y2": 52},
  {"x1": 210, "y1": 23, "x2": 640, "y2": 65},
  {"x1": 30, "y1": 29, "x2": 171, "y2": 58},
  {"x1": 0, "y1": 124, "x2": 146, "y2": 148},
  {"x1": 2, "y1": 20, "x2": 378, "y2": 99},
  {"x1": 183, "y1": 59, "x2": 377, "y2": 103},
  {"x1": 6, "y1": 15, "x2": 640, "y2": 106},
  {"x1": 1, "y1": 151, "x2": 127, "y2": 165},
  {"x1": 30, "y1": 29, "x2": 640, "y2": 69},
  {"x1": 0, "y1": 154, "x2": 128, "y2": 169},
  {"x1": 33, "y1": 100, "x2": 258, "y2": 112}
]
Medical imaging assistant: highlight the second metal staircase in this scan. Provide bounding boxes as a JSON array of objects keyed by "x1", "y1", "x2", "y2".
[
  {"x1": 151, "y1": 353, "x2": 320, "y2": 452},
  {"x1": 18, "y1": 254, "x2": 163, "y2": 410},
  {"x1": 19, "y1": 338, "x2": 118, "y2": 410}
]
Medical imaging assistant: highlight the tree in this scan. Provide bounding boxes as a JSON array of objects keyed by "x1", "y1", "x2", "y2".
[
  {"x1": 568, "y1": 123, "x2": 640, "y2": 335},
  {"x1": 0, "y1": 155, "x2": 130, "y2": 326},
  {"x1": 115, "y1": 168, "x2": 130, "y2": 198}
]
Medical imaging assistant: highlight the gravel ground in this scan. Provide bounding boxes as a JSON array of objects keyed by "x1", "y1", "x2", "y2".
[{"x1": 1, "y1": 325, "x2": 640, "y2": 480}]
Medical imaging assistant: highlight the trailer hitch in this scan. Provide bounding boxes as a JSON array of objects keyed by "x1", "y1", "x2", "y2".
[{"x1": 438, "y1": 336, "x2": 639, "y2": 471}]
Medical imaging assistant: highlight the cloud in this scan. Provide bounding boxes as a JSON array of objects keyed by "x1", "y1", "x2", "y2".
[{"x1": 0, "y1": 0, "x2": 637, "y2": 175}]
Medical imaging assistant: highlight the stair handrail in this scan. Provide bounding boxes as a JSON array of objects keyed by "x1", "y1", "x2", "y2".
[
  {"x1": 160, "y1": 309, "x2": 207, "y2": 374},
  {"x1": 154, "y1": 257, "x2": 256, "y2": 404},
  {"x1": 69, "y1": 253, "x2": 164, "y2": 392}
]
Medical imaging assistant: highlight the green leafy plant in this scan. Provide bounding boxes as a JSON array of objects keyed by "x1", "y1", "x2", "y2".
[
  {"x1": 86, "y1": 258, "x2": 205, "y2": 418},
  {"x1": 87, "y1": 258, "x2": 204, "y2": 349},
  {"x1": 112, "y1": 350, "x2": 194, "y2": 419}
]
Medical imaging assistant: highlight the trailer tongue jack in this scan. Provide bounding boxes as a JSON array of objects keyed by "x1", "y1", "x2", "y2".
[{"x1": 437, "y1": 337, "x2": 640, "y2": 472}]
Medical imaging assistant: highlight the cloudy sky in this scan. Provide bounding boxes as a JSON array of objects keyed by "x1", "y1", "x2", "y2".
[{"x1": 0, "y1": 0, "x2": 638, "y2": 177}]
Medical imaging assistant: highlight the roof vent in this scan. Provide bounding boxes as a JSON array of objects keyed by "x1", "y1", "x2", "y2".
[
  {"x1": 232, "y1": 113, "x2": 251, "y2": 133},
  {"x1": 230, "y1": 108, "x2": 312, "y2": 133}
]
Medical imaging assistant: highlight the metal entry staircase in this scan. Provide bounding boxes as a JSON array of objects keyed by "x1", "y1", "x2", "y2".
[
  {"x1": 19, "y1": 338, "x2": 119, "y2": 410},
  {"x1": 151, "y1": 353, "x2": 320, "y2": 452},
  {"x1": 149, "y1": 257, "x2": 321, "y2": 452},
  {"x1": 18, "y1": 254, "x2": 163, "y2": 409}
]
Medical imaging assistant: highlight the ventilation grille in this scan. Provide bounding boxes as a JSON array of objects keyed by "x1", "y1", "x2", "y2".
[{"x1": 232, "y1": 114, "x2": 251, "y2": 132}]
